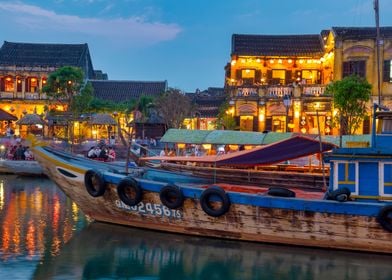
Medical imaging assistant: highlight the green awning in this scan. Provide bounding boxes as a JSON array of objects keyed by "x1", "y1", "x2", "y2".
[
  {"x1": 204, "y1": 130, "x2": 266, "y2": 145},
  {"x1": 160, "y1": 129, "x2": 369, "y2": 147},
  {"x1": 161, "y1": 129, "x2": 289, "y2": 145},
  {"x1": 160, "y1": 129, "x2": 211, "y2": 144},
  {"x1": 261, "y1": 132, "x2": 293, "y2": 145}
]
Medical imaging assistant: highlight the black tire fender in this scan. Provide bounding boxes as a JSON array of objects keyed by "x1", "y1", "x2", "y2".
[
  {"x1": 200, "y1": 186, "x2": 230, "y2": 217},
  {"x1": 267, "y1": 187, "x2": 296, "y2": 198},
  {"x1": 326, "y1": 187, "x2": 351, "y2": 202},
  {"x1": 159, "y1": 184, "x2": 184, "y2": 209},
  {"x1": 84, "y1": 169, "x2": 106, "y2": 197},
  {"x1": 377, "y1": 205, "x2": 392, "y2": 232},
  {"x1": 117, "y1": 177, "x2": 143, "y2": 206}
]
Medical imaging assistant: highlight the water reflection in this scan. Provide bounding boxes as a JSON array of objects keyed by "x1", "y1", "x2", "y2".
[
  {"x1": 1, "y1": 175, "x2": 392, "y2": 280},
  {"x1": 0, "y1": 175, "x2": 88, "y2": 279},
  {"x1": 33, "y1": 222, "x2": 392, "y2": 280}
]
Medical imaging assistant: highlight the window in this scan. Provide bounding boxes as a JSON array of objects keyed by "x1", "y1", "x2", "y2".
[
  {"x1": 271, "y1": 70, "x2": 285, "y2": 85},
  {"x1": 301, "y1": 70, "x2": 319, "y2": 84},
  {"x1": 242, "y1": 69, "x2": 255, "y2": 85},
  {"x1": 383, "y1": 60, "x2": 392, "y2": 82},
  {"x1": 343, "y1": 60, "x2": 366, "y2": 78},
  {"x1": 27, "y1": 77, "x2": 39, "y2": 92},
  {"x1": 5, "y1": 77, "x2": 14, "y2": 92}
]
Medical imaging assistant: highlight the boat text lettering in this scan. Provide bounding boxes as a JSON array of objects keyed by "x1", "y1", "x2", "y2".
[{"x1": 115, "y1": 200, "x2": 182, "y2": 219}]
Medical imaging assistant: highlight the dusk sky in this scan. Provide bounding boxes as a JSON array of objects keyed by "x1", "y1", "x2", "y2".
[{"x1": 0, "y1": 0, "x2": 391, "y2": 92}]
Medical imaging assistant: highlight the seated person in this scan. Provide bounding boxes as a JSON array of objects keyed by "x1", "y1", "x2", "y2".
[
  {"x1": 87, "y1": 147, "x2": 96, "y2": 158},
  {"x1": 108, "y1": 147, "x2": 116, "y2": 161},
  {"x1": 24, "y1": 147, "x2": 34, "y2": 160},
  {"x1": 99, "y1": 147, "x2": 109, "y2": 160}
]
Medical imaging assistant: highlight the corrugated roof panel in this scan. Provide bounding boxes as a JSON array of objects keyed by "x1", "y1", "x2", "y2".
[
  {"x1": 160, "y1": 129, "x2": 211, "y2": 144},
  {"x1": 204, "y1": 130, "x2": 265, "y2": 145}
]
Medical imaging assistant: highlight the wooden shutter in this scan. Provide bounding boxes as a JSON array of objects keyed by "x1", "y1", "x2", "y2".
[
  {"x1": 265, "y1": 117, "x2": 272, "y2": 131},
  {"x1": 285, "y1": 70, "x2": 292, "y2": 85},
  {"x1": 255, "y1": 70, "x2": 261, "y2": 83},
  {"x1": 266, "y1": 70, "x2": 272, "y2": 84},
  {"x1": 357, "y1": 61, "x2": 366, "y2": 78},
  {"x1": 383, "y1": 60, "x2": 391, "y2": 82},
  {"x1": 236, "y1": 69, "x2": 242, "y2": 80},
  {"x1": 317, "y1": 71, "x2": 322, "y2": 84},
  {"x1": 234, "y1": 116, "x2": 240, "y2": 130},
  {"x1": 343, "y1": 62, "x2": 350, "y2": 77},
  {"x1": 253, "y1": 117, "x2": 258, "y2": 131},
  {"x1": 363, "y1": 116, "x2": 370, "y2": 134}
]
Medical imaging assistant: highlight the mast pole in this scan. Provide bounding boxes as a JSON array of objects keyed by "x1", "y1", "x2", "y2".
[{"x1": 374, "y1": 0, "x2": 381, "y2": 105}]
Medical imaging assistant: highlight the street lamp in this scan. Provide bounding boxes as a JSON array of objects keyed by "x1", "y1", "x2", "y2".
[{"x1": 283, "y1": 94, "x2": 292, "y2": 132}]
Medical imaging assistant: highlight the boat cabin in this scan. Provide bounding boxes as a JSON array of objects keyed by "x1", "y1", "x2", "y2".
[{"x1": 325, "y1": 105, "x2": 392, "y2": 202}]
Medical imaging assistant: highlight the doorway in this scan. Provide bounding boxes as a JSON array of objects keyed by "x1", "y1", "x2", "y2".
[{"x1": 240, "y1": 116, "x2": 254, "y2": 131}]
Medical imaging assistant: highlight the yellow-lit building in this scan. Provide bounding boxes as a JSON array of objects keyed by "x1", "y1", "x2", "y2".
[
  {"x1": 0, "y1": 41, "x2": 98, "y2": 136},
  {"x1": 224, "y1": 27, "x2": 392, "y2": 135}
]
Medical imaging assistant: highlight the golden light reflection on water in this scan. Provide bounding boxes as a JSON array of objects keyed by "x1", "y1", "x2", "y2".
[
  {"x1": 0, "y1": 181, "x2": 4, "y2": 211},
  {"x1": 72, "y1": 202, "x2": 79, "y2": 222},
  {"x1": 0, "y1": 176, "x2": 88, "y2": 260},
  {"x1": 26, "y1": 220, "x2": 35, "y2": 259}
]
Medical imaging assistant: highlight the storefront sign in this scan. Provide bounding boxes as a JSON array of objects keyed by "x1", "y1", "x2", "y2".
[{"x1": 302, "y1": 102, "x2": 331, "y2": 112}]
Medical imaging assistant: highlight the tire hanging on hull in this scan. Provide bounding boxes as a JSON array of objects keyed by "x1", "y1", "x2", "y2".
[
  {"x1": 84, "y1": 169, "x2": 106, "y2": 197},
  {"x1": 200, "y1": 186, "x2": 230, "y2": 217},
  {"x1": 377, "y1": 205, "x2": 392, "y2": 232},
  {"x1": 117, "y1": 177, "x2": 143, "y2": 206},
  {"x1": 159, "y1": 184, "x2": 184, "y2": 209}
]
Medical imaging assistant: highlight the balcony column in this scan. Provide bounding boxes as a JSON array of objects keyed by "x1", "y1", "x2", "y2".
[
  {"x1": 13, "y1": 76, "x2": 17, "y2": 98},
  {"x1": 22, "y1": 76, "x2": 26, "y2": 98},
  {"x1": 283, "y1": 94, "x2": 292, "y2": 133}
]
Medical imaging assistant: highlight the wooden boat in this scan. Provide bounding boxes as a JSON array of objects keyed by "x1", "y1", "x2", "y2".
[
  {"x1": 141, "y1": 135, "x2": 334, "y2": 190},
  {"x1": 0, "y1": 158, "x2": 44, "y2": 176},
  {"x1": 32, "y1": 104, "x2": 392, "y2": 254}
]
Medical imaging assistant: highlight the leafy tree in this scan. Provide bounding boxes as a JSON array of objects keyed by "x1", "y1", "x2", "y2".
[
  {"x1": 135, "y1": 95, "x2": 155, "y2": 122},
  {"x1": 326, "y1": 75, "x2": 372, "y2": 135},
  {"x1": 214, "y1": 100, "x2": 237, "y2": 130},
  {"x1": 72, "y1": 82, "x2": 94, "y2": 115},
  {"x1": 155, "y1": 88, "x2": 193, "y2": 129},
  {"x1": 42, "y1": 66, "x2": 84, "y2": 111}
]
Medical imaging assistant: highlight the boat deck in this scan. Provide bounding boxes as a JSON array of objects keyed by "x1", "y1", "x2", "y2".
[{"x1": 198, "y1": 183, "x2": 325, "y2": 200}]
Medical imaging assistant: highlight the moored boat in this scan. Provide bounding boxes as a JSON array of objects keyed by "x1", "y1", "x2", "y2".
[
  {"x1": 141, "y1": 135, "x2": 334, "y2": 190},
  {"x1": 0, "y1": 159, "x2": 44, "y2": 176},
  {"x1": 32, "y1": 104, "x2": 392, "y2": 254}
]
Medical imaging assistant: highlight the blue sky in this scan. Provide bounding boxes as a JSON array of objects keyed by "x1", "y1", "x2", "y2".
[{"x1": 0, "y1": 0, "x2": 391, "y2": 92}]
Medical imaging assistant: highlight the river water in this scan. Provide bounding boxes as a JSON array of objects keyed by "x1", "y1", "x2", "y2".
[{"x1": 1, "y1": 175, "x2": 392, "y2": 280}]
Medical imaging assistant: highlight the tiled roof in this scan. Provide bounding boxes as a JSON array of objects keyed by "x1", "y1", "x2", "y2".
[
  {"x1": 187, "y1": 87, "x2": 226, "y2": 117},
  {"x1": 332, "y1": 27, "x2": 392, "y2": 40},
  {"x1": 0, "y1": 41, "x2": 95, "y2": 78},
  {"x1": 93, "y1": 70, "x2": 108, "y2": 80},
  {"x1": 231, "y1": 34, "x2": 324, "y2": 57},
  {"x1": 320, "y1": 30, "x2": 330, "y2": 40},
  {"x1": 90, "y1": 80, "x2": 168, "y2": 102}
]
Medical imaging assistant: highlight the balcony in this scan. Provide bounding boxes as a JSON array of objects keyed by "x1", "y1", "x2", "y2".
[
  {"x1": 0, "y1": 91, "x2": 48, "y2": 100},
  {"x1": 228, "y1": 84, "x2": 328, "y2": 100}
]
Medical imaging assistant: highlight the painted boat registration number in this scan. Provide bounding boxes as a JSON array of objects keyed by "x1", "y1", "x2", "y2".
[{"x1": 116, "y1": 200, "x2": 182, "y2": 219}]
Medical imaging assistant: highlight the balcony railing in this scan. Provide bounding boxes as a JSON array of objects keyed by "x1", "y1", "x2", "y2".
[
  {"x1": 266, "y1": 86, "x2": 293, "y2": 98},
  {"x1": 302, "y1": 85, "x2": 326, "y2": 96},
  {"x1": 0, "y1": 91, "x2": 48, "y2": 100},
  {"x1": 228, "y1": 84, "x2": 327, "y2": 99}
]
